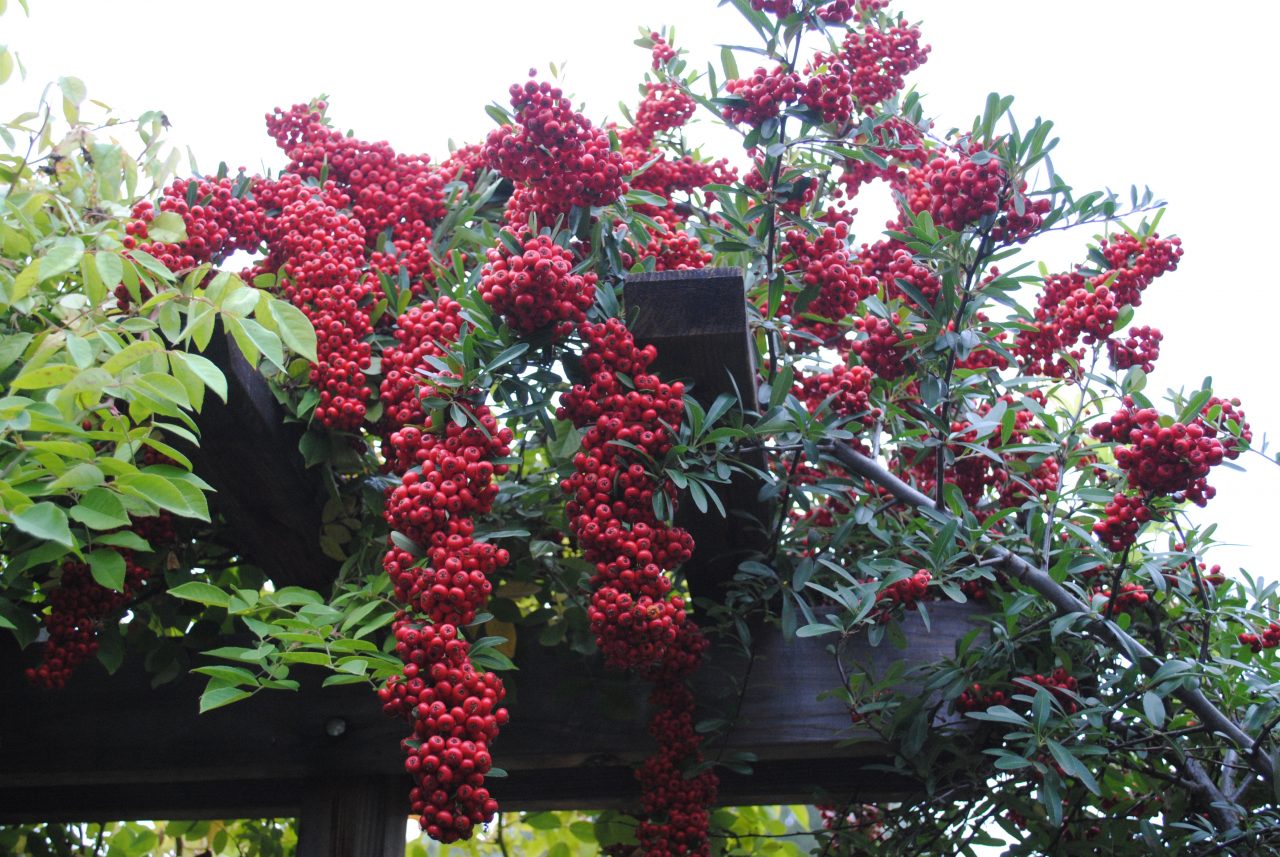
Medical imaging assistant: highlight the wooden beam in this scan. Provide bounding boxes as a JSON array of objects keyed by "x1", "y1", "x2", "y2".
[{"x1": 0, "y1": 602, "x2": 983, "y2": 822}]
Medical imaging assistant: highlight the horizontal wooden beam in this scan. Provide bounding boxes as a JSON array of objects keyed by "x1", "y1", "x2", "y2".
[{"x1": 0, "y1": 602, "x2": 983, "y2": 821}]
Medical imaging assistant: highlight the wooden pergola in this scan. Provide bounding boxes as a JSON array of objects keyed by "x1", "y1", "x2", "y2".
[{"x1": 0, "y1": 270, "x2": 981, "y2": 855}]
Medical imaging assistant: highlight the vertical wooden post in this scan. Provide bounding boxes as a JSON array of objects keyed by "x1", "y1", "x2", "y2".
[
  {"x1": 624, "y1": 268, "x2": 770, "y2": 607},
  {"x1": 297, "y1": 776, "x2": 406, "y2": 857}
]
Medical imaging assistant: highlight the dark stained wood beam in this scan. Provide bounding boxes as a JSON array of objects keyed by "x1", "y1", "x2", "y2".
[{"x1": 0, "y1": 602, "x2": 983, "y2": 822}]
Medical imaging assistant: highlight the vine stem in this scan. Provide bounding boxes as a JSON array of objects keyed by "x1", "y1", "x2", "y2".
[{"x1": 822, "y1": 440, "x2": 1270, "y2": 821}]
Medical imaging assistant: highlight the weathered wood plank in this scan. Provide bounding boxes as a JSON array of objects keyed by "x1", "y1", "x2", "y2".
[
  {"x1": 0, "y1": 602, "x2": 984, "y2": 821},
  {"x1": 297, "y1": 776, "x2": 406, "y2": 857}
]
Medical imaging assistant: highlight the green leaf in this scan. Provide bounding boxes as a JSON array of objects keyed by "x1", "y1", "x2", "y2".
[
  {"x1": 1141, "y1": 690, "x2": 1166, "y2": 728},
  {"x1": 268, "y1": 299, "x2": 318, "y2": 363},
  {"x1": 94, "y1": 251, "x2": 124, "y2": 287},
  {"x1": 58, "y1": 75, "x2": 86, "y2": 106},
  {"x1": 199, "y1": 684, "x2": 253, "y2": 713},
  {"x1": 168, "y1": 581, "x2": 231, "y2": 609},
  {"x1": 38, "y1": 237, "x2": 85, "y2": 283},
  {"x1": 170, "y1": 351, "x2": 227, "y2": 403},
  {"x1": 227, "y1": 315, "x2": 285, "y2": 370},
  {"x1": 192, "y1": 665, "x2": 260, "y2": 686},
  {"x1": 69, "y1": 487, "x2": 130, "y2": 530},
  {"x1": 9, "y1": 502, "x2": 74, "y2": 547},
  {"x1": 102, "y1": 340, "x2": 163, "y2": 375},
  {"x1": 146, "y1": 211, "x2": 188, "y2": 244},
  {"x1": 10, "y1": 362, "x2": 78, "y2": 391},
  {"x1": 87, "y1": 549, "x2": 126, "y2": 591}
]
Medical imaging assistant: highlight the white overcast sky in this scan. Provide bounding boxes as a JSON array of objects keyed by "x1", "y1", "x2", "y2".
[{"x1": 5, "y1": 1, "x2": 1279, "y2": 576}]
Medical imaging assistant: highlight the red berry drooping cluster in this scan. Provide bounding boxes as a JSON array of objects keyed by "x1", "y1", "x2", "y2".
[
  {"x1": 1092, "y1": 399, "x2": 1226, "y2": 504},
  {"x1": 722, "y1": 66, "x2": 802, "y2": 127},
  {"x1": 630, "y1": 217, "x2": 713, "y2": 272},
  {"x1": 850, "y1": 312, "x2": 910, "y2": 379},
  {"x1": 258, "y1": 176, "x2": 375, "y2": 430},
  {"x1": 839, "y1": 20, "x2": 930, "y2": 110},
  {"x1": 557, "y1": 318, "x2": 717, "y2": 855},
  {"x1": 870, "y1": 569, "x2": 931, "y2": 622},
  {"x1": 631, "y1": 83, "x2": 696, "y2": 147},
  {"x1": 778, "y1": 223, "x2": 877, "y2": 345},
  {"x1": 479, "y1": 231, "x2": 596, "y2": 338},
  {"x1": 26, "y1": 514, "x2": 175, "y2": 688},
  {"x1": 954, "y1": 683, "x2": 1011, "y2": 714},
  {"x1": 265, "y1": 101, "x2": 449, "y2": 285},
  {"x1": 379, "y1": 395, "x2": 514, "y2": 842},
  {"x1": 1015, "y1": 234, "x2": 1181, "y2": 378},
  {"x1": 799, "y1": 53, "x2": 855, "y2": 127},
  {"x1": 649, "y1": 32, "x2": 677, "y2": 68},
  {"x1": 1239, "y1": 624, "x2": 1280, "y2": 654},
  {"x1": 1089, "y1": 396, "x2": 1247, "y2": 553},
  {"x1": 119, "y1": 176, "x2": 265, "y2": 308},
  {"x1": 794, "y1": 364, "x2": 879, "y2": 432},
  {"x1": 379, "y1": 297, "x2": 469, "y2": 430},
  {"x1": 485, "y1": 79, "x2": 632, "y2": 217},
  {"x1": 1108, "y1": 325, "x2": 1162, "y2": 373}
]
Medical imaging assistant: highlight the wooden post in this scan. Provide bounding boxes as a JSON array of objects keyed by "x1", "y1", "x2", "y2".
[
  {"x1": 185, "y1": 329, "x2": 340, "y2": 591},
  {"x1": 624, "y1": 268, "x2": 771, "y2": 606},
  {"x1": 297, "y1": 776, "x2": 405, "y2": 857}
]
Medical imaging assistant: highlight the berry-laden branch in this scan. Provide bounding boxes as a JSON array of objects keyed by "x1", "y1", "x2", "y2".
[{"x1": 823, "y1": 440, "x2": 1272, "y2": 810}]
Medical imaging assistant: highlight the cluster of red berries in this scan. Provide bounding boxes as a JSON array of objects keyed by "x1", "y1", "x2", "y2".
[
  {"x1": 722, "y1": 66, "x2": 802, "y2": 127},
  {"x1": 1094, "y1": 492, "x2": 1153, "y2": 553},
  {"x1": 1097, "y1": 232, "x2": 1183, "y2": 308},
  {"x1": 794, "y1": 363, "x2": 879, "y2": 431},
  {"x1": 1015, "y1": 234, "x2": 1181, "y2": 378},
  {"x1": 839, "y1": 21, "x2": 929, "y2": 109},
  {"x1": 381, "y1": 621, "x2": 506, "y2": 841},
  {"x1": 954, "y1": 683, "x2": 1011, "y2": 713},
  {"x1": 870, "y1": 569, "x2": 931, "y2": 622},
  {"x1": 799, "y1": 54, "x2": 855, "y2": 126},
  {"x1": 1238, "y1": 624, "x2": 1280, "y2": 653},
  {"x1": 119, "y1": 176, "x2": 265, "y2": 308},
  {"x1": 857, "y1": 238, "x2": 940, "y2": 306},
  {"x1": 778, "y1": 223, "x2": 877, "y2": 344},
  {"x1": 649, "y1": 32, "x2": 677, "y2": 68},
  {"x1": 266, "y1": 101, "x2": 449, "y2": 288},
  {"x1": 379, "y1": 395, "x2": 514, "y2": 841},
  {"x1": 850, "y1": 312, "x2": 910, "y2": 379},
  {"x1": 1095, "y1": 582, "x2": 1150, "y2": 614},
  {"x1": 908, "y1": 151, "x2": 1002, "y2": 231},
  {"x1": 627, "y1": 154, "x2": 736, "y2": 216},
  {"x1": 378, "y1": 298, "x2": 469, "y2": 430},
  {"x1": 1021, "y1": 668, "x2": 1080, "y2": 713},
  {"x1": 123, "y1": 176, "x2": 263, "y2": 269},
  {"x1": 1092, "y1": 399, "x2": 1227, "y2": 504},
  {"x1": 485, "y1": 79, "x2": 632, "y2": 217},
  {"x1": 26, "y1": 514, "x2": 174, "y2": 688},
  {"x1": 635, "y1": 683, "x2": 719, "y2": 855},
  {"x1": 631, "y1": 83, "x2": 696, "y2": 147},
  {"x1": 627, "y1": 217, "x2": 713, "y2": 271},
  {"x1": 1108, "y1": 325, "x2": 1162, "y2": 373},
  {"x1": 257, "y1": 176, "x2": 375, "y2": 430},
  {"x1": 478, "y1": 231, "x2": 596, "y2": 337},
  {"x1": 556, "y1": 318, "x2": 716, "y2": 855}
]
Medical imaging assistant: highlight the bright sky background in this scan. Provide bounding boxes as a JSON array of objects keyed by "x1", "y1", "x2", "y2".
[{"x1": 4, "y1": 2, "x2": 1277, "y2": 572}]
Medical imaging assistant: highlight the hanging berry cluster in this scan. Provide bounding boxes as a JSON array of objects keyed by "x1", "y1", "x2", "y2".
[
  {"x1": 26, "y1": 514, "x2": 175, "y2": 688},
  {"x1": 378, "y1": 395, "x2": 515, "y2": 842},
  {"x1": 557, "y1": 318, "x2": 717, "y2": 855},
  {"x1": 1089, "y1": 395, "x2": 1248, "y2": 553},
  {"x1": 1014, "y1": 233, "x2": 1182, "y2": 378}
]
